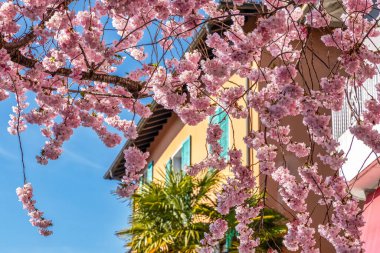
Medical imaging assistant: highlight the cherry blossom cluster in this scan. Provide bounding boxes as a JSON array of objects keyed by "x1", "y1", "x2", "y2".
[
  {"x1": 244, "y1": 130, "x2": 277, "y2": 174},
  {"x1": 235, "y1": 205, "x2": 261, "y2": 253},
  {"x1": 283, "y1": 213, "x2": 317, "y2": 253},
  {"x1": 217, "y1": 150, "x2": 256, "y2": 215},
  {"x1": 298, "y1": 164, "x2": 364, "y2": 250},
  {"x1": 350, "y1": 123, "x2": 380, "y2": 153},
  {"x1": 187, "y1": 123, "x2": 227, "y2": 176},
  {"x1": 207, "y1": 124, "x2": 223, "y2": 156},
  {"x1": 8, "y1": 90, "x2": 28, "y2": 135},
  {"x1": 199, "y1": 218, "x2": 228, "y2": 253},
  {"x1": 209, "y1": 149, "x2": 259, "y2": 251},
  {"x1": 116, "y1": 147, "x2": 150, "y2": 197},
  {"x1": 16, "y1": 183, "x2": 53, "y2": 236},
  {"x1": 305, "y1": 9, "x2": 331, "y2": 28},
  {"x1": 272, "y1": 167, "x2": 309, "y2": 213}
]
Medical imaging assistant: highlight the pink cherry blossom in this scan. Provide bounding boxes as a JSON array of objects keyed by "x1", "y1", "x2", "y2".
[
  {"x1": 200, "y1": 219, "x2": 228, "y2": 252},
  {"x1": 272, "y1": 166, "x2": 309, "y2": 212},
  {"x1": 116, "y1": 147, "x2": 149, "y2": 197},
  {"x1": 16, "y1": 183, "x2": 53, "y2": 236},
  {"x1": 286, "y1": 142, "x2": 310, "y2": 158},
  {"x1": 305, "y1": 9, "x2": 331, "y2": 28},
  {"x1": 284, "y1": 213, "x2": 317, "y2": 253}
]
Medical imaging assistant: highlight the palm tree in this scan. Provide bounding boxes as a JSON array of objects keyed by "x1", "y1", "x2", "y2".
[
  {"x1": 117, "y1": 168, "x2": 287, "y2": 253},
  {"x1": 117, "y1": 169, "x2": 221, "y2": 253}
]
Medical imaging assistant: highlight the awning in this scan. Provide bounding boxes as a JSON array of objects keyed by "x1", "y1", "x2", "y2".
[{"x1": 362, "y1": 187, "x2": 380, "y2": 253}]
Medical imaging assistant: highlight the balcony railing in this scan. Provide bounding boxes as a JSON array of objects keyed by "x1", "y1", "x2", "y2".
[{"x1": 332, "y1": 75, "x2": 379, "y2": 139}]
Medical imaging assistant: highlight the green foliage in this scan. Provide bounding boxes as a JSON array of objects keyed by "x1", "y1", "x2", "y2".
[
  {"x1": 117, "y1": 168, "x2": 287, "y2": 253},
  {"x1": 117, "y1": 169, "x2": 221, "y2": 253}
]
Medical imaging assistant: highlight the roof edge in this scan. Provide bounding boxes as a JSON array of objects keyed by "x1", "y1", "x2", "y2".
[{"x1": 103, "y1": 102, "x2": 164, "y2": 180}]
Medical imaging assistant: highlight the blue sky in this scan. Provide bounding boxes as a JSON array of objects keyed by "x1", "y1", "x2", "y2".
[{"x1": 0, "y1": 95, "x2": 132, "y2": 253}]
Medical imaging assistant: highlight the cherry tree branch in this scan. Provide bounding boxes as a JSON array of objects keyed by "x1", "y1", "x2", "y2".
[
  {"x1": 4, "y1": 0, "x2": 73, "y2": 50},
  {"x1": 3, "y1": 47, "x2": 144, "y2": 97}
]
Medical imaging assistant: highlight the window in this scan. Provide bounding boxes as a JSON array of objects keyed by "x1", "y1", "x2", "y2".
[
  {"x1": 172, "y1": 136, "x2": 191, "y2": 172},
  {"x1": 210, "y1": 107, "x2": 229, "y2": 158},
  {"x1": 146, "y1": 161, "x2": 153, "y2": 183},
  {"x1": 139, "y1": 161, "x2": 154, "y2": 189},
  {"x1": 181, "y1": 136, "x2": 191, "y2": 169},
  {"x1": 165, "y1": 136, "x2": 191, "y2": 179},
  {"x1": 172, "y1": 151, "x2": 182, "y2": 172}
]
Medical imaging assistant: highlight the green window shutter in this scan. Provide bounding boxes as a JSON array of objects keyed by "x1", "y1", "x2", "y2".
[
  {"x1": 165, "y1": 159, "x2": 171, "y2": 183},
  {"x1": 219, "y1": 109, "x2": 229, "y2": 158},
  {"x1": 225, "y1": 228, "x2": 236, "y2": 251},
  {"x1": 146, "y1": 161, "x2": 154, "y2": 183},
  {"x1": 209, "y1": 107, "x2": 229, "y2": 158},
  {"x1": 181, "y1": 136, "x2": 191, "y2": 170}
]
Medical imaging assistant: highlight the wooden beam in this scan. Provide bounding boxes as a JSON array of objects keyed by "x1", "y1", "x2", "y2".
[
  {"x1": 147, "y1": 112, "x2": 172, "y2": 121},
  {"x1": 139, "y1": 125, "x2": 163, "y2": 135},
  {"x1": 135, "y1": 136, "x2": 155, "y2": 145},
  {"x1": 145, "y1": 118, "x2": 168, "y2": 126},
  {"x1": 141, "y1": 124, "x2": 163, "y2": 132},
  {"x1": 139, "y1": 144, "x2": 150, "y2": 151}
]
